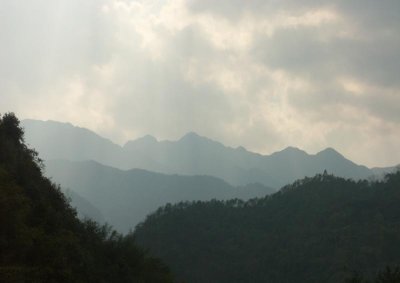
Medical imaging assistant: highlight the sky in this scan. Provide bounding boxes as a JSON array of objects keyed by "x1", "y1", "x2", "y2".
[{"x1": 0, "y1": 0, "x2": 399, "y2": 167}]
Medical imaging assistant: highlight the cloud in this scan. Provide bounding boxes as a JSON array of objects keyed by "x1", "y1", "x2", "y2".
[{"x1": 0, "y1": 0, "x2": 399, "y2": 167}]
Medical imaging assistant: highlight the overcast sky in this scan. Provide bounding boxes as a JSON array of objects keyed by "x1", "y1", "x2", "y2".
[{"x1": 1, "y1": 0, "x2": 399, "y2": 167}]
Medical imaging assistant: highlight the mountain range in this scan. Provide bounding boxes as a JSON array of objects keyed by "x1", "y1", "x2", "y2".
[
  {"x1": 45, "y1": 159, "x2": 274, "y2": 233},
  {"x1": 22, "y1": 119, "x2": 395, "y2": 189},
  {"x1": 22, "y1": 119, "x2": 397, "y2": 232}
]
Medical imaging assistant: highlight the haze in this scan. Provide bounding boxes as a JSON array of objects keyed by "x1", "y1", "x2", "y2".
[{"x1": 1, "y1": 0, "x2": 399, "y2": 167}]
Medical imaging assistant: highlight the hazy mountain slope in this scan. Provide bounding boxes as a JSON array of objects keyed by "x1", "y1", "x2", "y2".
[
  {"x1": 63, "y1": 188, "x2": 105, "y2": 224},
  {"x1": 123, "y1": 134, "x2": 373, "y2": 187},
  {"x1": 134, "y1": 171, "x2": 400, "y2": 283},
  {"x1": 44, "y1": 159, "x2": 275, "y2": 233},
  {"x1": 24, "y1": 119, "x2": 375, "y2": 188},
  {"x1": 123, "y1": 132, "x2": 281, "y2": 187},
  {"x1": 261, "y1": 147, "x2": 373, "y2": 185},
  {"x1": 21, "y1": 119, "x2": 124, "y2": 167},
  {"x1": 371, "y1": 165, "x2": 399, "y2": 177}
]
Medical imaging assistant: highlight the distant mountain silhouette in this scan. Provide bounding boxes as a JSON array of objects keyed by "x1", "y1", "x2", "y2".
[
  {"x1": 22, "y1": 119, "x2": 392, "y2": 188},
  {"x1": 44, "y1": 159, "x2": 275, "y2": 233},
  {"x1": 63, "y1": 188, "x2": 105, "y2": 224},
  {"x1": 22, "y1": 119, "x2": 123, "y2": 167},
  {"x1": 371, "y1": 165, "x2": 398, "y2": 177}
]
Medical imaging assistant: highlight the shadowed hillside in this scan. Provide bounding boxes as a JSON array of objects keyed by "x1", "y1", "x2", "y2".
[
  {"x1": 135, "y1": 170, "x2": 400, "y2": 283},
  {"x1": 0, "y1": 113, "x2": 173, "y2": 282},
  {"x1": 45, "y1": 159, "x2": 275, "y2": 233}
]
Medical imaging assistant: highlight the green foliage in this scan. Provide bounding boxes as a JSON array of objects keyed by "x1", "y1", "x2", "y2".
[
  {"x1": 135, "y1": 170, "x2": 400, "y2": 283},
  {"x1": 345, "y1": 272, "x2": 367, "y2": 283},
  {"x1": 375, "y1": 266, "x2": 400, "y2": 283},
  {"x1": 346, "y1": 266, "x2": 400, "y2": 283},
  {"x1": 0, "y1": 113, "x2": 173, "y2": 282}
]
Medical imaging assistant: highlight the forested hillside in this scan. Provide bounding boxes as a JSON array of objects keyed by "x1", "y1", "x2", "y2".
[
  {"x1": 0, "y1": 113, "x2": 172, "y2": 282},
  {"x1": 4, "y1": 111, "x2": 399, "y2": 282},
  {"x1": 135, "y1": 170, "x2": 400, "y2": 283}
]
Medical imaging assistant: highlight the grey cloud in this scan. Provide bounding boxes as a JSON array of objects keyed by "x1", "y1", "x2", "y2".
[
  {"x1": 286, "y1": 79, "x2": 400, "y2": 128},
  {"x1": 187, "y1": 0, "x2": 400, "y2": 27},
  {"x1": 188, "y1": 0, "x2": 400, "y2": 88},
  {"x1": 359, "y1": 92, "x2": 400, "y2": 123},
  {"x1": 187, "y1": 0, "x2": 319, "y2": 20},
  {"x1": 0, "y1": 0, "x2": 111, "y2": 91},
  {"x1": 333, "y1": 37, "x2": 400, "y2": 88},
  {"x1": 249, "y1": 6, "x2": 400, "y2": 126},
  {"x1": 338, "y1": 1, "x2": 400, "y2": 33},
  {"x1": 92, "y1": 23, "x2": 237, "y2": 139},
  {"x1": 253, "y1": 28, "x2": 329, "y2": 76},
  {"x1": 253, "y1": 22, "x2": 400, "y2": 86},
  {"x1": 0, "y1": 0, "x2": 399, "y2": 166}
]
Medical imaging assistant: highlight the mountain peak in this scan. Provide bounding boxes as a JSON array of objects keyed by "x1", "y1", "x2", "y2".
[
  {"x1": 180, "y1": 132, "x2": 201, "y2": 140},
  {"x1": 124, "y1": 135, "x2": 157, "y2": 148},
  {"x1": 138, "y1": 134, "x2": 157, "y2": 143},
  {"x1": 179, "y1": 132, "x2": 211, "y2": 143},
  {"x1": 272, "y1": 146, "x2": 308, "y2": 157},
  {"x1": 22, "y1": 119, "x2": 74, "y2": 129},
  {"x1": 282, "y1": 146, "x2": 304, "y2": 152},
  {"x1": 317, "y1": 147, "x2": 343, "y2": 157},
  {"x1": 178, "y1": 132, "x2": 227, "y2": 149}
]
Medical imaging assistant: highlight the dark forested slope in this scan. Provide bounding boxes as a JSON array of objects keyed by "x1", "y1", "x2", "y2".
[
  {"x1": 135, "y1": 170, "x2": 400, "y2": 283},
  {"x1": 0, "y1": 113, "x2": 172, "y2": 282}
]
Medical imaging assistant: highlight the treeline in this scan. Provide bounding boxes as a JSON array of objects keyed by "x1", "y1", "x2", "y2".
[
  {"x1": 135, "y1": 170, "x2": 400, "y2": 283},
  {"x1": 346, "y1": 266, "x2": 400, "y2": 282},
  {"x1": 0, "y1": 113, "x2": 173, "y2": 282}
]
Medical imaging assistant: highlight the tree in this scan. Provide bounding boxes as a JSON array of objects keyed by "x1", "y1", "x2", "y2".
[
  {"x1": 0, "y1": 112, "x2": 173, "y2": 282},
  {"x1": 375, "y1": 266, "x2": 400, "y2": 283},
  {"x1": 0, "y1": 112, "x2": 24, "y2": 144}
]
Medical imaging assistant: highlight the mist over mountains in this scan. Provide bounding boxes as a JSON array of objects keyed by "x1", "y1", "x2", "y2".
[
  {"x1": 45, "y1": 159, "x2": 274, "y2": 233},
  {"x1": 63, "y1": 188, "x2": 105, "y2": 224},
  {"x1": 3, "y1": 113, "x2": 400, "y2": 282},
  {"x1": 21, "y1": 119, "x2": 397, "y2": 233},
  {"x1": 2, "y1": 0, "x2": 400, "y2": 280},
  {"x1": 22, "y1": 119, "x2": 392, "y2": 190}
]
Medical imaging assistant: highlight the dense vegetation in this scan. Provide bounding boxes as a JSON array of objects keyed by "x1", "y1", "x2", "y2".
[
  {"x1": 0, "y1": 113, "x2": 173, "y2": 282},
  {"x1": 346, "y1": 266, "x2": 400, "y2": 282},
  {"x1": 135, "y1": 170, "x2": 400, "y2": 283},
  {"x1": 4, "y1": 111, "x2": 400, "y2": 282}
]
